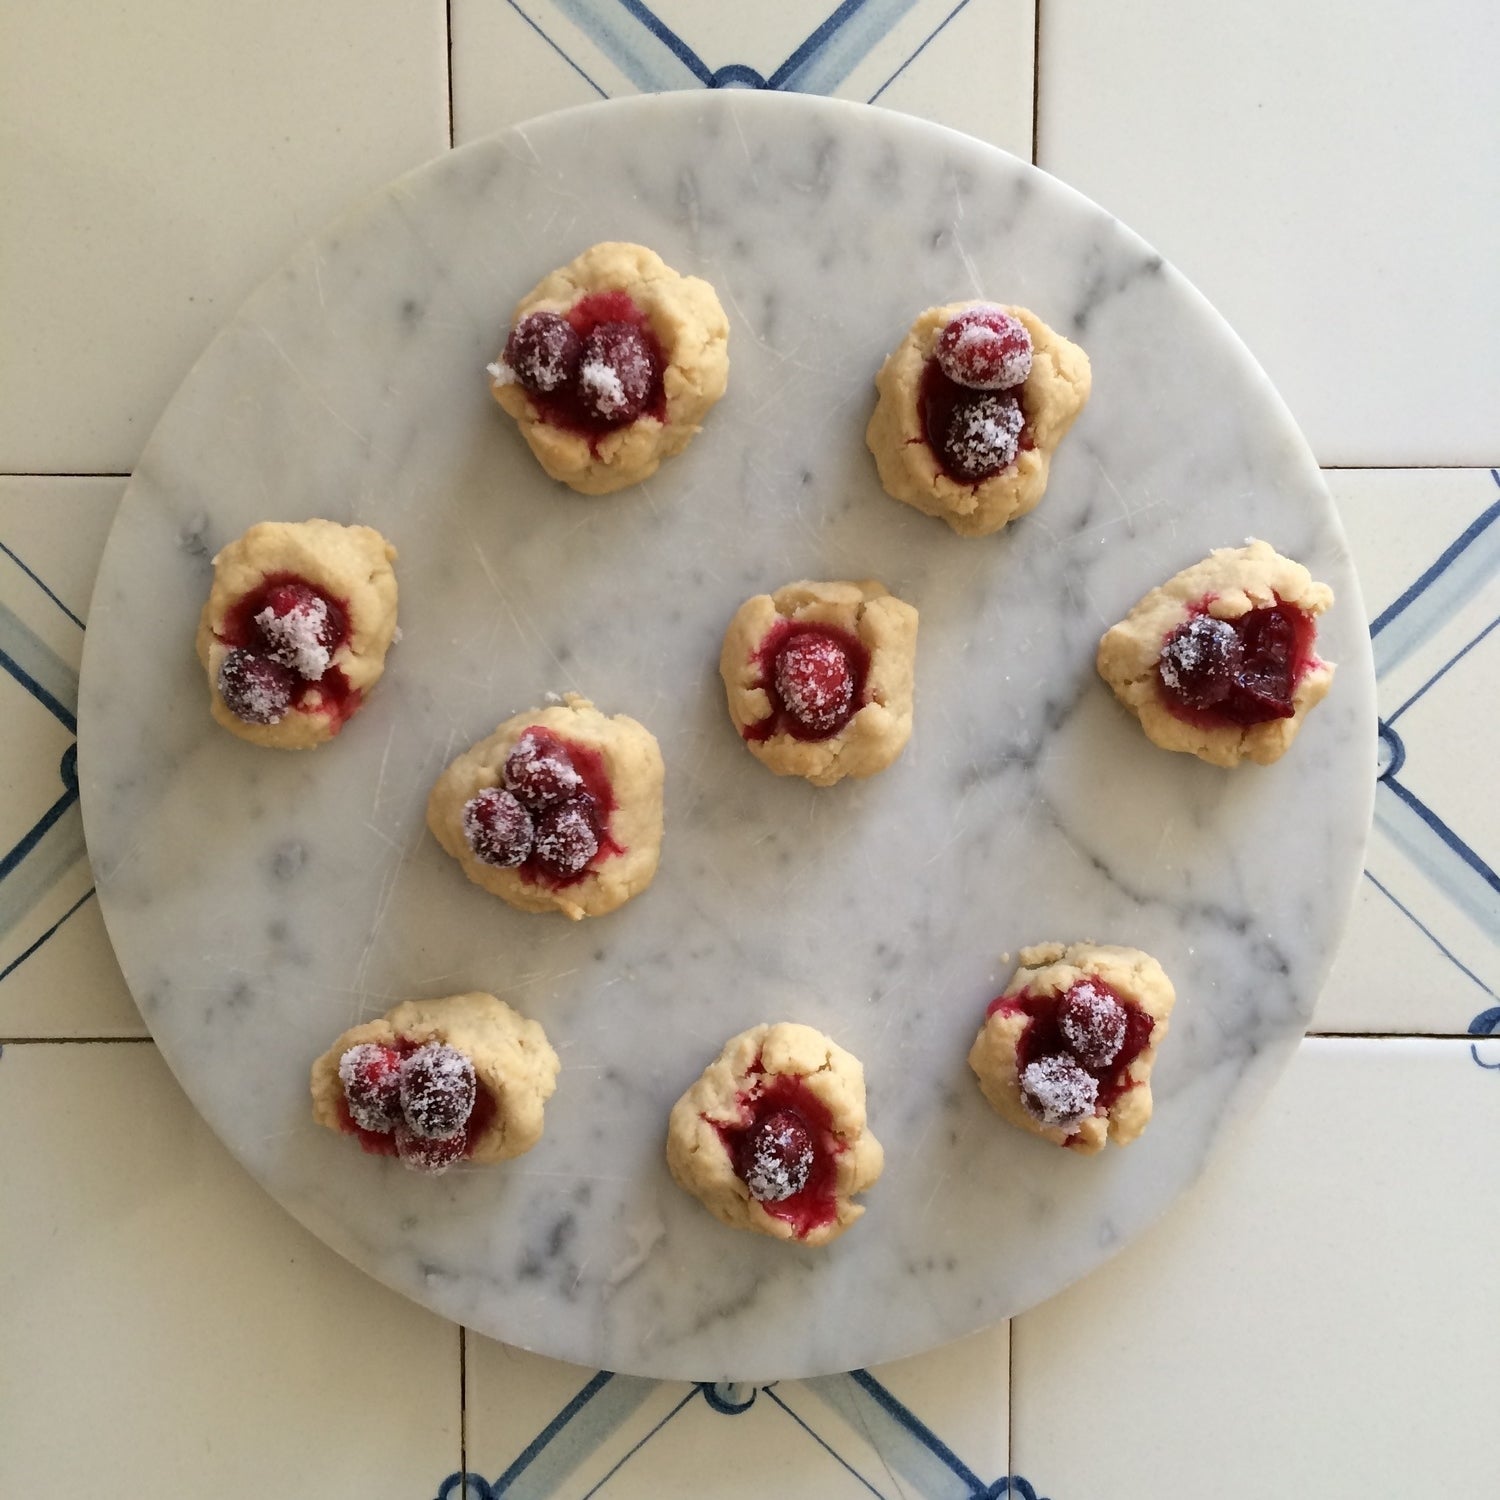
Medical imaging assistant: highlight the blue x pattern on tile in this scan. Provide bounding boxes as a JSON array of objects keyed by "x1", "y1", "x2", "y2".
[{"x1": 433, "y1": 1372, "x2": 1046, "y2": 1499}]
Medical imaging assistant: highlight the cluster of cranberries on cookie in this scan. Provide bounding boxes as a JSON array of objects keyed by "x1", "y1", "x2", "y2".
[
  {"x1": 865, "y1": 301, "x2": 1091, "y2": 537},
  {"x1": 666, "y1": 1022, "x2": 883, "y2": 1246},
  {"x1": 487, "y1": 241, "x2": 730, "y2": 496},
  {"x1": 1096, "y1": 540, "x2": 1336, "y2": 768},
  {"x1": 310, "y1": 993, "x2": 560, "y2": 1174},
  {"x1": 426, "y1": 693, "x2": 664, "y2": 920},
  {"x1": 968, "y1": 942, "x2": 1175, "y2": 1153},
  {"x1": 720, "y1": 579, "x2": 919, "y2": 787},
  {"x1": 195, "y1": 519, "x2": 398, "y2": 749}
]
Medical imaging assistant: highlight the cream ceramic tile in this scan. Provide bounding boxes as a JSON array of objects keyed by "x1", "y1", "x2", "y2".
[
  {"x1": 1011, "y1": 1039, "x2": 1500, "y2": 1499},
  {"x1": 0, "y1": 1043, "x2": 460, "y2": 1498},
  {"x1": 1037, "y1": 1, "x2": 1500, "y2": 465},
  {"x1": 464, "y1": 1325, "x2": 1010, "y2": 1497},
  {"x1": 1316, "y1": 469, "x2": 1500, "y2": 1032},
  {"x1": 0, "y1": 0, "x2": 448, "y2": 474},
  {"x1": 451, "y1": 0, "x2": 1035, "y2": 155},
  {"x1": 0, "y1": 478, "x2": 141, "y2": 1035}
]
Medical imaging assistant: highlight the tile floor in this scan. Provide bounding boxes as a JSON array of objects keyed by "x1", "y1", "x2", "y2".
[{"x1": 2, "y1": 3, "x2": 1496, "y2": 1497}]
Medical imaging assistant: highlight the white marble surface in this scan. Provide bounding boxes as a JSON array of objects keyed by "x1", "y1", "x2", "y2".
[{"x1": 78, "y1": 91, "x2": 1373, "y2": 1381}]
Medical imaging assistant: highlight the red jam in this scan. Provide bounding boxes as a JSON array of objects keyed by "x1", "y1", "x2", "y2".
[
  {"x1": 986, "y1": 980, "x2": 1154, "y2": 1141},
  {"x1": 918, "y1": 357, "x2": 1035, "y2": 484},
  {"x1": 512, "y1": 291, "x2": 667, "y2": 449},
  {"x1": 1157, "y1": 596, "x2": 1319, "y2": 728},
  {"x1": 743, "y1": 618, "x2": 871, "y2": 743},
  {"x1": 335, "y1": 1037, "x2": 498, "y2": 1161},
  {"x1": 515, "y1": 726, "x2": 622, "y2": 889},
  {"x1": 215, "y1": 571, "x2": 361, "y2": 729},
  {"x1": 711, "y1": 1066, "x2": 844, "y2": 1239}
]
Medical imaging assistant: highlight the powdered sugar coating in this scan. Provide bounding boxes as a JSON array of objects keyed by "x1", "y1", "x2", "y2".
[
  {"x1": 1058, "y1": 980, "x2": 1128, "y2": 1069},
  {"x1": 941, "y1": 391, "x2": 1025, "y2": 482},
  {"x1": 532, "y1": 798, "x2": 600, "y2": 879},
  {"x1": 399, "y1": 1042, "x2": 477, "y2": 1140},
  {"x1": 217, "y1": 649, "x2": 295, "y2": 725},
  {"x1": 394, "y1": 1123, "x2": 468, "y2": 1175},
  {"x1": 1019, "y1": 1054, "x2": 1099, "y2": 1129},
  {"x1": 255, "y1": 596, "x2": 332, "y2": 680},
  {"x1": 504, "y1": 310, "x2": 583, "y2": 394},
  {"x1": 773, "y1": 633, "x2": 855, "y2": 735},
  {"x1": 505, "y1": 729, "x2": 584, "y2": 808},
  {"x1": 936, "y1": 306, "x2": 1033, "y2": 390},
  {"x1": 739, "y1": 1109, "x2": 814, "y2": 1203},
  {"x1": 462, "y1": 787, "x2": 534, "y2": 868},
  {"x1": 576, "y1": 322, "x2": 655, "y2": 424},
  {"x1": 338, "y1": 1042, "x2": 404, "y2": 1133}
]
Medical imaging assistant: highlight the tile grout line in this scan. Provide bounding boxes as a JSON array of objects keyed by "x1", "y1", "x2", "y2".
[
  {"x1": 0, "y1": 1036, "x2": 153, "y2": 1045},
  {"x1": 446, "y1": 0, "x2": 456, "y2": 150},
  {"x1": 0, "y1": 472, "x2": 132, "y2": 480},
  {"x1": 459, "y1": 1324, "x2": 469, "y2": 1495},
  {"x1": 1030, "y1": 0, "x2": 1042, "y2": 165},
  {"x1": 1006, "y1": 1316, "x2": 1016, "y2": 1486}
]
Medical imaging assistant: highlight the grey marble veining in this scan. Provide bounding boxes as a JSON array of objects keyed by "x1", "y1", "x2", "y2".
[{"x1": 77, "y1": 92, "x2": 1375, "y2": 1381}]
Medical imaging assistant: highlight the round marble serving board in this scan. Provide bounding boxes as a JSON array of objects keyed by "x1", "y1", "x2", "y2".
[{"x1": 79, "y1": 91, "x2": 1375, "y2": 1381}]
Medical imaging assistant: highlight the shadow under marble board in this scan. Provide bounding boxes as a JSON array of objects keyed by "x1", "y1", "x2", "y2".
[{"x1": 77, "y1": 91, "x2": 1375, "y2": 1381}]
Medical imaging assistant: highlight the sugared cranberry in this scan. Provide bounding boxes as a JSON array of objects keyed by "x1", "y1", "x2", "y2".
[
  {"x1": 936, "y1": 305, "x2": 1033, "y2": 390},
  {"x1": 1020, "y1": 1054, "x2": 1099, "y2": 1129},
  {"x1": 941, "y1": 391, "x2": 1024, "y2": 482},
  {"x1": 1158, "y1": 615, "x2": 1243, "y2": 712},
  {"x1": 1057, "y1": 980, "x2": 1128, "y2": 1070},
  {"x1": 735, "y1": 1108, "x2": 814, "y2": 1203},
  {"x1": 394, "y1": 1123, "x2": 468, "y2": 1175},
  {"x1": 253, "y1": 583, "x2": 340, "y2": 680},
  {"x1": 503, "y1": 311, "x2": 583, "y2": 394},
  {"x1": 504, "y1": 729, "x2": 584, "y2": 808},
  {"x1": 531, "y1": 797, "x2": 600, "y2": 880},
  {"x1": 217, "y1": 649, "x2": 297, "y2": 725},
  {"x1": 773, "y1": 631, "x2": 856, "y2": 736},
  {"x1": 338, "y1": 1043, "x2": 404, "y2": 1133},
  {"x1": 462, "y1": 787, "x2": 534, "y2": 868},
  {"x1": 576, "y1": 322, "x2": 656, "y2": 424},
  {"x1": 399, "y1": 1043, "x2": 476, "y2": 1140},
  {"x1": 1227, "y1": 606, "x2": 1298, "y2": 722}
]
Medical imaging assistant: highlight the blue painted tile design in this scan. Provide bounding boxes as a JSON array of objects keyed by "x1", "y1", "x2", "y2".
[
  {"x1": 0, "y1": 539, "x2": 92, "y2": 983},
  {"x1": 502, "y1": 0, "x2": 974, "y2": 103},
  {"x1": 1362, "y1": 471, "x2": 1500, "y2": 999},
  {"x1": 437, "y1": 1372, "x2": 1046, "y2": 1499}
]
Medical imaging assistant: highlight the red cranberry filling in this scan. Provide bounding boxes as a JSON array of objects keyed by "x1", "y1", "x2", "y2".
[
  {"x1": 503, "y1": 311, "x2": 583, "y2": 394},
  {"x1": 462, "y1": 787, "x2": 534, "y2": 869},
  {"x1": 734, "y1": 1108, "x2": 814, "y2": 1203},
  {"x1": 531, "y1": 798, "x2": 601, "y2": 880},
  {"x1": 987, "y1": 976, "x2": 1155, "y2": 1140},
  {"x1": 215, "y1": 572, "x2": 360, "y2": 729},
  {"x1": 217, "y1": 649, "x2": 297, "y2": 725},
  {"x1": 1157, "y1": 598, "x2": 1317, "y2": 727},
  {"x1": 400, "y1": 1042, "x2": 477, "y2": 1140},
  {"x1": 577, "y1": 322, "x2": 655, "y2": 424},
  {"x1": 338, "y1": 1042, "x2": 404, "y2": 1133},
  {"x1": 336, "y1": 1037, "x2": 497, "y2": 1174},
  {"x1": 499, "y1": 290, "x2": 667, "y2": 449},
  {"x1": 744, "y1": 619, "x2": 871, "y2": 743},
  {"x1": 919, "y1": 358, "x2": 1034, "y2": 485},
  {"x1": 460, "y1": 725, "x2": 622, "y2": 888},
  {"x1": 712, "y1": 1067, "x2": 843, "y2": 1238},
  {"x1": 935, "y1": 305, "x2": 1033, "y2": 390}
]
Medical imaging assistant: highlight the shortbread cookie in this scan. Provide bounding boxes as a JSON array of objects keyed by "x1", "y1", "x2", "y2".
[
  {"x1": 311, "y1": 992, "x2": 560, "y2": 1174},
  {"x1": 720, "y1": 579, "x2": 918, "y2": 786},
  {"x1": 1096, "y1": 540, "x2": 1335, "y2": 768},
  {"x1": 969, "y1": 942, "x2": 1175, "y2": 1154},
  {"x1": 865, "y1": 302, "x2": 1090, "y2": 536},
  {"x1": 196, "y1": 519, "x2": 398, "y2": 749},
  {"x1": 488, "y1": 241, "x2": 730, "y2": 494},
  {"x1": 667, "y1": 1022, "x2": 883, "y2": 1246},
  {"x1": 427, "y1": 693, "x2": 663, "y2": 920}
]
